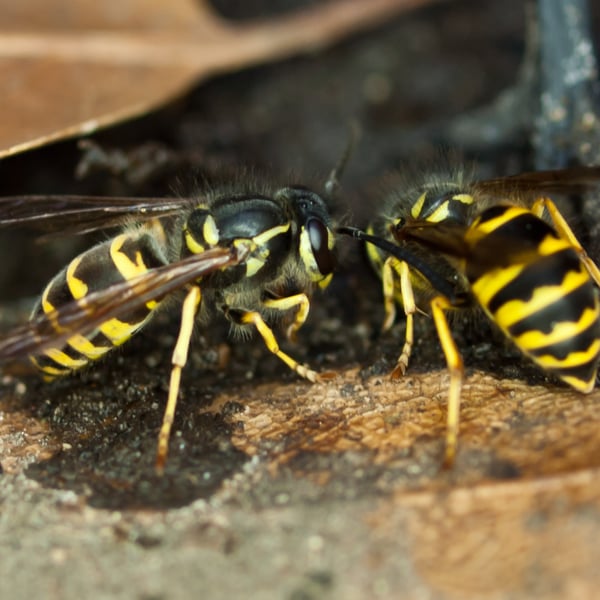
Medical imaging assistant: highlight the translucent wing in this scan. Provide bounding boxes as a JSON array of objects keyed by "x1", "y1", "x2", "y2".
[
  {"x1": 0, "y1": 244, "x2": 249, "y2": 362},
  {"x1": 398, "y1": 220, "x2": 549, "y2": 269},
  {"x1": 478, "y1": 165, "x2": 600, "y2": 196},
  {"x1": 0, "y1": 194, "x2": 194, "y2": 236}
]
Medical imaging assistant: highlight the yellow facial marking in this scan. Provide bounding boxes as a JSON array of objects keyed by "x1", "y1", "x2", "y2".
[
  {"x1": 410, "y1": 192, "x2": 427, "y2": 219},
  {"x1": 299, "y1": 227, "x2": 329, "y2": 282}
]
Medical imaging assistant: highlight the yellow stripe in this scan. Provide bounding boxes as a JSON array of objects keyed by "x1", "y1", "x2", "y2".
[
  {"x1": 30, "y1": 356, "x2": 68, "y2": 378},
  {"x1": 67, "y1": 333, "x2": 111, "y2": 359},
  {"x1": 41, "y1": 282, "x2": 55, "y2": 314},
  {"x1": 537, "y1": 235, "x2": 571, "y2": 257},
  {"x1": 42, "y1": 347, "x2": 88, "y2": 370},
  {"x1": 470, "y1": 206, "x2": 529, "y2": 235},
  {"x1": 560, "y1": 374, "x2": 595, "y2": 393},
  {"x1": 66, "y1": 255, "x2": 88, "y2": 299},
  {"x1": 98, "y1": 317, "x2": 145, "y2": 345},
  {"x1": 514, "y1": 306, "x2": 599, "y2": 350},
  {"x1": 491, "y1": 269, "x2": 590, "y2": 329},
  {"x1": 534, "y1": 338, "x2": 600, "y2": 370},
  {"x1": 471, "y1": 262, "x2": 527, "y2": 308},
  {"x1": 39, "y1": 365, "x2": 68, "y2": 378},
  {"x1": 110, "y1": 234, "x2": 158, "y2": 311},
  {"x1": 110, "y1": 234, "x2": 149, "y2": 280}
]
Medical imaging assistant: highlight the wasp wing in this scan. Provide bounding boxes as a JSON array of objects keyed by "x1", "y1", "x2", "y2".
[
  {"x1": 399, "y1": 220, "x2": 547, "y2": 269},
  {"x1": 0, "y1": 244, "x2": 249, "y2": 362},
  {"x1": 479, "y1": 165, "x2": 600, "y2": 196},
  {"x1": 0, "y1": 194, "x2": 194, "y2": 237}
]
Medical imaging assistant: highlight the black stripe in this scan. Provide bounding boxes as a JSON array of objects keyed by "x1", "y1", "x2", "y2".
[
  {"x1": 476, "y1": 208, "x2": 554, "y2": 248},
  {"x1": 42, "y1": 272, "x2": 76, "y2": 313},
  {"x1": 549, "y1": 357, "x2": 599, "y2": 386},
  {"x1": 527, "y1": 318, "x2": 600, "y2": 362},
  {"x1": 474, "y1": 204, "x2": 510, "y2": 226},
  {"x1": 33, "y1": 354, "x2": 71, "y2": 374},
  {"x1": 118, "y1": 234, "x2": 166, "y2": 272},
  {"x1": 508, "y1": 282, "x2": 596, "y2": 337},
  {"x1": 73, "y1": 237, "x2": 159, "y2": 325},
  {"x1": 58, "y1": 341, "x2": 93, "y2": 363},
  {"x1": 487, "y1": 249, "x2": 582, "y2": 315}
]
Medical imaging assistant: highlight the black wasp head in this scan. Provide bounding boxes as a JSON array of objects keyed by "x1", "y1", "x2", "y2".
[{"x1": 275, "y1": 186, "x2": 336, "y2": 283}]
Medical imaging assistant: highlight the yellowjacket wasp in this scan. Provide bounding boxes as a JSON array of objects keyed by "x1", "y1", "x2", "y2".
[
  {"x1": 0, "y1": 179, "x2": 336, "y2": 472},
  {"x1": 340, "y1": 163, "x2": 600, "y2": 466}
]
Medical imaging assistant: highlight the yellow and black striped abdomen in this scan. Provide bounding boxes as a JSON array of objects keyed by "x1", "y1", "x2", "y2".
[
  {"x1": 465, "y1": 205, "x2": 600, "y2": 392},
  {"x1": 31, "y1": 230, "x2": 168, "y2": 379}
]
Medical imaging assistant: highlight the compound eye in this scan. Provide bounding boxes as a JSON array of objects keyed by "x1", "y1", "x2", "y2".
[{"x1": 307, "y1": 218, "x2": 334, "y2": 275}]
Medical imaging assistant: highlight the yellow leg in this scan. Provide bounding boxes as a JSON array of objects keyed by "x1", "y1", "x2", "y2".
[
  {"x1": 532, "y1": 196, "x2": 600, "y2": 286},
  {"x1": 381, "y1": 257, "x2": 397, "y2": 332},
  {"x1": 430, "y1": 295, "x2": 464, "y2": 468},
  {"x1": 237, "y1": 309, "x2": 323, "y2": 382},
  {"x1": 262, "y1": 293, "x2": 310, "y2": 342},
  {"x1": 391, "y1": 260, "x2": 416, "y2": 378},
  {"x1": 156, "y1": 285, "x2": 201, "y2": 474}
]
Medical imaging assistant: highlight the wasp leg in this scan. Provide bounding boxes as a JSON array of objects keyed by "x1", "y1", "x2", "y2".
[
  {"x1": 532, "y1": 197, "x2": 600, "y2": 286},
  {"x1": 430, "y1": 295, "x2": 464, "y2": 468},
  {"x1": 156, "y1": 285, "x2": 201, "y2": 474},
  {"x1": 381, "y1": 256, "x2": 398, "y2": 332},
  {"x1": 390, "y1": 260, "x2": 417, "y2": 379},
  {"x1": 262, "y1": 293, "x2": 310, "y2": 342},
  {"x1": 226, "y1": 307, "x2": 322, "y2": 382}
]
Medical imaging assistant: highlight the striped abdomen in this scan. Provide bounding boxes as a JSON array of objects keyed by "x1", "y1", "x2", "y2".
[
  {"x1": 31, "y1": 230, "x2": 167, "y2": 379},
  {"x1": 465, "y1": 205, "x2": 600, "y2": 392}
]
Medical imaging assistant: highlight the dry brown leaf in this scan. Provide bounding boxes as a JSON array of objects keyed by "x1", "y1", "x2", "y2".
[{"x1": 0, "y1": 0, "x2": 434, "y2": 158}]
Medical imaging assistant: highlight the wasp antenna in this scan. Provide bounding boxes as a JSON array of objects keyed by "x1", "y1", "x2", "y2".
[
  {"x1": 324, "y1": 121, "x2": 361, "y2": 202},
  {"x1": 338, "y1": 226, "x2": 462, "y2": 305}
]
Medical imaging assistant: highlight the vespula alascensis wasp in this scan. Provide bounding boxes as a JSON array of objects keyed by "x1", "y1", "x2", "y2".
[
  {"x1": 340, "y1": 163, "x2": 600, "y2": 466},
  {"x1": 0, "y1": 176, "x2": 337, "y2": 472}
]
